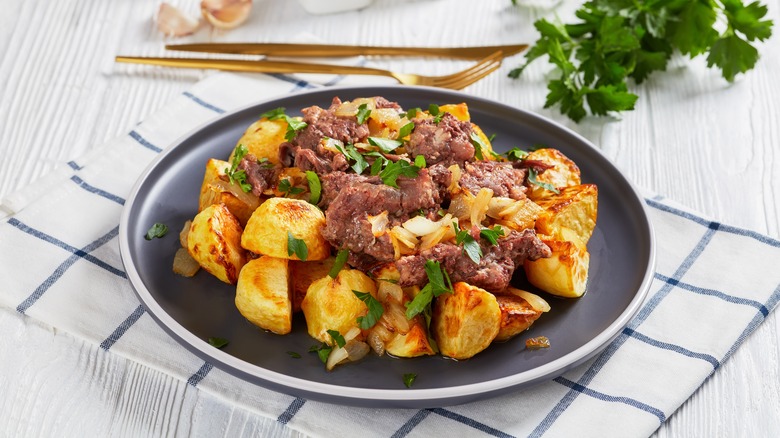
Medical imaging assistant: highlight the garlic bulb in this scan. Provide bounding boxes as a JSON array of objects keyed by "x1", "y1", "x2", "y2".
[
  {"x1": 157, "y1": 3, "x2": 200, "y2": 37},
  {"x1": 201, "y1": 0, "x2": 252, "y2": 30}
]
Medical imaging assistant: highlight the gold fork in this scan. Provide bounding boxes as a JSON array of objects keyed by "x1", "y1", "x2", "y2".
[{"x1": 114, "y1": 51, "x2": 504, "y2": 90}]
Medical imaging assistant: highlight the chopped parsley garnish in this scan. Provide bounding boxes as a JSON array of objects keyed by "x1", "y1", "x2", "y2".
[
  {"x1": 353, "y1": 290, "x2": 384, "y2": 330},
  {"x1": 504, "y1": 147, "x2": 528, "y2": 161},
  {"x1": 329, "y1": 249, "x2": 350, "y2": 278},
  {"x1": 414, "y1": 154, "x2": 426, "y2": 168},
  {"x1": 488, "y1": 133, "x2": 496, "y2": 142},
  {"x1": 287, "y1": 232, "x2": 308, "y2": 261},
  {"x1": 310, "y1": 343, "x2": 332, "y2": 363},
  {"x1": 305, "y1": 171, "x2": 321, "y2": 204},
  {"x1": 327, "y1": 329, "x2": 346, "y2": 348},
  {"x1": 454, "y1": 222, "x2": 482, "y2": 264},
  {"x1": 356, "y1": 103, "x2": 371, "y2": 124},
  {"x1": 403, "y1": 373, "x2": 417, "y2": 388},
  {"x1": 370, "y1": 155, "x2": 388, "y2": 175},
  {"x1": 368, "y1": 136, "x2": 404, "y2": 153},
  {"x1": 335, "y1": 143, "x2": 369, "y2": 174},
  {"x1": 428, "y1": 104, "x2": 444, "y2": 123},
  {"x1": 469, "y1": 131, "x2": 489, "y2": 160},
  {"x1": 225, "y1": 144, "x2": 253, "y2": 193},
  {"x1": 528, "y1": 167, "x2": 560, "y2": 194},
  {"x1": 260, "y1": 107, "x2": 308, "y2": 141},
  {"x1": 278, "y1": 178, "x2": 304, "y2": 197},
  {"x1": 398, "y1": 122, "x2": 415, "y2": 138},
  {"x1": 144, "y1": 222, "x2": 169, "y2": 240},
  {"x1": 479, "y1": 226, "x2": 505, "y2": 245},
  {"x1": 405, "y1": 260, "x2": 453, "y2": 319},
  {"x1": 379, "y1": 160, "x2": 420, "y2": 188},
  {"x1": 207, "y1": 337, "x2": 229, "y2": 349},
  {"x1": 404, "y1": 107, "x2": 421, "y2": 119},
  {"x1": 287, "y1": 351, "x2": 302, "y2": 359}
]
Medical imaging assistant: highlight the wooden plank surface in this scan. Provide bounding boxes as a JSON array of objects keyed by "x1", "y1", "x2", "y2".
[{"x1": 1, "y1": 0, "x2": 778, "y2": 436}]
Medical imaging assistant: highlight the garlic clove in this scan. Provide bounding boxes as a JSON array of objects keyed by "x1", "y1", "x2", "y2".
[
  {"x1": 157, "y1": 3, "x2": 200, "y2": 37},
  {"x1": 201, "y1": 0, "x2": 253, "y2": 30}
]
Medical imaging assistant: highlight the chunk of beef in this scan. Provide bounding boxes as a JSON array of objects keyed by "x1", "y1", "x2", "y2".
[
  {"x1": 319, "y1": 171, "x2": 380, "y2": 209},
  {"x1": 459, "y1": 161, "x2": 528, "y2": 200},
  {"x1": 395, "y1": 229, "x2": 551, "y2": 292},
  {"x1": 239, "y1": 154, "x2": 278, "y2": 196},
  {"x1": 406, "y1": 112, "x2": 474, "y2": 166},
  {"x1": 373, "y1": 96, "x2": 401, "y2": 110},
  {"x1": 295, "y1": 97, "x2": 370, "y2": 151}
]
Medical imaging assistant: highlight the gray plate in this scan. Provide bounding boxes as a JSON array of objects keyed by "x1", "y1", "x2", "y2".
[{"x1": 119, "y1": 86, "x2": 655, "y2": 408}]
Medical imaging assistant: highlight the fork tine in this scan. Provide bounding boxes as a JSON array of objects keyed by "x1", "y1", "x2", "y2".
[
  {"x1": 431, "y1": 51, "x2": 503, "y2": 89},
  {"x1": 434, "y1": 51, "x2": 503, "y2": 81}
]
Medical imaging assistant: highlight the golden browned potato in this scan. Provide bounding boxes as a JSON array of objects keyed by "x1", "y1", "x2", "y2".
[
  {"x1": 524, "y1": 234, "x2": 590, "y2": 298},
  {"x1": 432, "y1": 282, "x2": 501, "y2": 360},
  {"x1": 232, "y1": 118, "x2": 288, "y2": 165},
  {"x1": 494, "y1": 289, "x2": 548, "y2": 342},
  {"x1": 187, "y1": 203, "x2": 247, "y2": 284},
  {"x1": 290, "y1": 257, "x2": 335, "y2": 313},
  {"x1": 235, "y1": 256, "x2": 292, "y2": 335},
  {"x1": 198, "y1": 158, "x2": 260, "y2": 226},
  {"x1": 301, "y1": 269, "x2": 377, "y2": 344},
  {"x1": 439, "y1": 103, "x2": 470, "y2": 121},
  {"x1": 525, "y1": 148, "x2": 581, "y2": 200},
  {"x1": 385, "y1": 323, "x2": 436, "y2": 358},
  {"x1": 535, "y1": 184, "x2": 598, "y2": 245},
  {"x1": 241, "y1": 198, "x2": 330, "y2": 261}
]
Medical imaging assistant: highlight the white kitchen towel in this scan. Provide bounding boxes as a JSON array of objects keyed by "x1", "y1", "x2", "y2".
[{"x1": 1, "y1": 72, "x2": 779, "y2": 438}]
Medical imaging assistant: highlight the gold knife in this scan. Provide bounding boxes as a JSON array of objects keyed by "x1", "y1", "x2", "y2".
[{"x1": 164, "y1": 42, "x2": 528, "y2": 59}]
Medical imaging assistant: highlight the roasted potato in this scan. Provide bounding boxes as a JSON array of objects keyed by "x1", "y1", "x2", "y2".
[
  {"x1": 235, "y1": 256, "x2": 292, "y2": 334},
  {"x1": 241, "y1": 198, "x2": 330, "y2": 261},
  {"x1": 301, "y1": 269, "x2": 377, "y2": 344},
  {"x1": 439, "y1": 103, "x2": 470, "y2": 121},
  {"x1": 187, "y1": 203, "x2": 247, "y2": 284},
  {"x1": 432, "y1": 282, "x2": 501, "y2": 360},
  {"x1": 198, "y1": 158, "x2": 260, "y2": 226},
  {"x1": 385, "y1": 322, "x2": 436, "y2": 358},
  {"x1": 232, "y1": 118, "x2": 288, "y2": 165},
  {"x1": 524, "y1": 233, "x2": 590, "y2": 298},
  {"x1": 494, "y1": 288, "x2": 549, "y2": 342},
  {"x1": 525, "y1": 148, "x2": 581, "y2": 200},
  {"x1": 290, "y1": 257, "x2": 336, "y2": 313},
  {"x1": 535, "y1": 184, "x2": 598, "y2": 245}
]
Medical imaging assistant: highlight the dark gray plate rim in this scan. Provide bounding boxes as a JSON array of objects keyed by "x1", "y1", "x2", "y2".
[{"x1": 119, "y1": 85, "x2": 655, "y2": 407}]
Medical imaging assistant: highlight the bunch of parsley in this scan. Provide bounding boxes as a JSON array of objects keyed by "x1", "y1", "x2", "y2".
[{"x1": 509, "y1": 0, "x2": 773, "y2": 121}]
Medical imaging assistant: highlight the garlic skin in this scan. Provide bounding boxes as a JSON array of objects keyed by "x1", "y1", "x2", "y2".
[
  {"x1": 157, "y1": 3, "x2": 200, "y2": 37},
  {"x1": 201, "y1": 0, "x2": 253, "y2": 30}
]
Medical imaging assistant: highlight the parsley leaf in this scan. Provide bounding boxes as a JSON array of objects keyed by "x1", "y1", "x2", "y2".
[
  {"x1": 403, "y1": 373, "x2": 417, "y2": 388},
  {"x1": 287, "y1": 232, "x2": 308, "y2": 261},
  {"x1": 379, "y1": 160, "x2": 420, "y2": 188},
  {"x1": 225, "y1": 144, "x2": 253, "y2": 193},
  {"x1": 398, "y1": 122, "x2": 415, "y2": 138},
  {"x1": 505, "y1": 147, "x2": 528, "y2": 161},
  {"x1": 278, "y1": 178, "x2": 304, "y2": 197},
  {"x1": 469, "y1": 131, "x2": 489, "y2": 160},
  {"x1": 353, "y1": 290, "x2": 384, "y2": 329},
  {"x1": 414, "y1": 154, "x2": 426, "y2": 168},
  {"x1": 356, "y1": 103, "x2": 371, "y2": 124},
  {"x1": 480, "y1": 226, "x2": 505, "y2": 245},
  {"x1": 527, "y1": 167, "x2": 560, "y2": 194},
  {"x1": 259, "y1": 107, "x2": 308, "y2": 141},
  {"x1": 405, "y1": 260, "x2": 453, "y2": 319},
  {"x1": 405, "y1": 107, "x2": 420, "y2": 119},
  {"x1": 145, "y1": 222, "x2": 168, "y2": 240},
  {"x1": 454, "y1": 221, "x2": 482, "y2": 264},
  {"x1": 287, "y1": 351, "x2": 302, "y2": 359},
  {"x1": 208, "y1": 337, "x2": 229, "y2": 349},
  {"x1": 335, "y1": 144, "x2": 369, "y2": 174},
  {"x1": 310, "y1": 343, "x2": 332, "y2": 363},
  {"x1": 327, "y1": 329, "x2": 346, "y2": 348},
  {"x1": 509, "y1": 0, "x2": 773, "y2": 120},
  {"x1": 329, "y1": 249, "x2": 350, "y2": 278},
  {"x1": 305, "y1": 171, "x2": 321, "y2": 204},
  {"x1": 428, "y1": 104, "x2": 444, "y2": 123},
  {"x1": 368, "y1": 136, "x2": 404, "y2": 153}
]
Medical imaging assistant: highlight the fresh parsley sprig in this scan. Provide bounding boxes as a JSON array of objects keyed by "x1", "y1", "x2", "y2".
[
  {"x1": 453, "y1": 222, "x2": 482, "y2": 264},
  {"x1": 379, "y1": 160, "x2": 420, "y2": 188},
  {"x1": 405, "y1": 260, "x2": 453, "y2": 319},
  {"x1": 225, "y1": 144, "x2": 253, "y2": 193},
  {"x1": 287, "y1": 232, "x2": 308, "y2": 261},
  {"x1": 509, "y1": 0, "x2": 773, "y2": 121},
  {"x1": 260, "y1": 107, "x2": 308, "y2": 141},
  {"x1": 278, "y1": 178, "x2": 304, "y2": 197},
  {"x1": 353, "y1": 290, "x2": 384, "y2": 329}
]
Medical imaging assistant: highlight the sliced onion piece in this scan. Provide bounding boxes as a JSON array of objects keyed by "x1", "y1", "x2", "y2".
[
  {"x1": 344, "y1": 340, "x2": 370, "y2": 361},
  {"x1": 448, "y1": 192, "x2": 474, "y2": 220},
  {"x1": 402, "y1": 215, "x2": 442, "y2": 237},
  {"x1": 208, "y1": 180, "x2": 261, "y2": 211},
  {"x1": 367, "y1": 211, "x2": 389, "y2": 237},
  {"x1": 383, "y1": 301, "x2": 411, "y2": 334},
  {"x1": 325, "y1": 346, "x2": 349, "y2": 371},
  {"x1": 172, "y1": 248, "x2": 200, "y2": 277},
  {"x1": 367, "y1": 330, "x2": 386, "y2": 356},
  {"x1": 470, "y1": 187, "x2": 494, "y2": 226},
  {"x1": 343, "y1": 326, "x2": 362, "y2": 343},
  {"x1": 378, "y1": 279, "x2": 404, "y2": 303},
  {"x1": 334, "y1": 98, "x2": 375, "y2": 117},
  {"x1": 508, "y1": 287, "x2": 551, "y2": 313},
  {"x1": 179, "y1": 220, "x2": 192, "y2": 248},
  {"x1": 447, "y1": 164, "x2": 462, "y2": 193}
]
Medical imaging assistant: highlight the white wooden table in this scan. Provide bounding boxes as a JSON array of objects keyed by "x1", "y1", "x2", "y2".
[{"x1": 1, "y1": 0, "x2": 778, "y2": 436}]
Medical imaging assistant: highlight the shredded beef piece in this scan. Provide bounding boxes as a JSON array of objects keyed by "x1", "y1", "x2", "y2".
[
  {"x1": 319, "y1": 171, "x2": 380, "y2": 209},
  {"x1": 427, "y1": 164, "x2": 452, "y2": 201},
  {"x1": 514, "y1": 159, "x2": 555, "y2": 175},
  {"x1": 395, "y1": 229, "x2": 551, "y2": 292},
  {"x1": 459, "y1": 161, "x2": 528, "y2": 200},
  {"x1": 373, "y1": 96, "x2": 401, "y2": 109},
  {"x1": 406, "y1": 112, "x2": 474, "y2": 166},
  {"x1": 239, "y1": 154, "x2": 278, "y2": 196}
]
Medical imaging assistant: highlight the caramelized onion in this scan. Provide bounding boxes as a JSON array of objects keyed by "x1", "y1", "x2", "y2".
[
  {"x1": 367, "y1": 211, "x2": 389, "y2": 237},
  {"x1": 208, "y1": 180, "x2": 260, "y2": 211},
  {"x1": 367, "y1": 330, "x2": 386, "y2": 356},
  {"x1": 471, "y1": 188, "x2": 493, "y2": 226},
  {"x1": 508, "y1": 287, "x2": 551, "y2": 313}
]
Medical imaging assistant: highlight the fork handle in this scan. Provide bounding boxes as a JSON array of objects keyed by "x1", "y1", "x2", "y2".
[{"x1": 115, "y1": 56, "x2": 395, "y2": 79}]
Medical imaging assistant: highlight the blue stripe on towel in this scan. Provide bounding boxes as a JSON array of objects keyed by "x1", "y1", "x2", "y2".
[
  {"x1": 623, "y1": 328, "x2": 720, "y2": 369},
  {"x1": 655, "y1": 273, "x2": 770, "y2": 316},
  {"x1": 67, "y1": 161, "x2": 82, "y2": 170},
  {"x1": 187, "y1": 362, "x2": 214, "y2": 386},
  {"x1": 9, "y1": 220, "x2": 125, "y2": 313},
  {"x1": 393, "y1": 408, "x2": 515, "y2": 438},
  {"x1": 70, "y1": 175, "x2": 125, "y2": 205},
  {"x1": 100, "y1": 305, "x2": 146, "y2": 350},
  {"x1": 183, "y1": 91, "x2": 226, "y2": 114},
  {"x1": 391, "y1": 410, "x2": 432, "y2": 438},
  {"x1": 554, "y1": 377, "x2": 667, "y2": 423},
  {"x1": 277, "y1": 397, "x2": 306, "y2": 424},
  {"x1": 129, "y1": 130, "x2": 162, "y2": 153}
]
